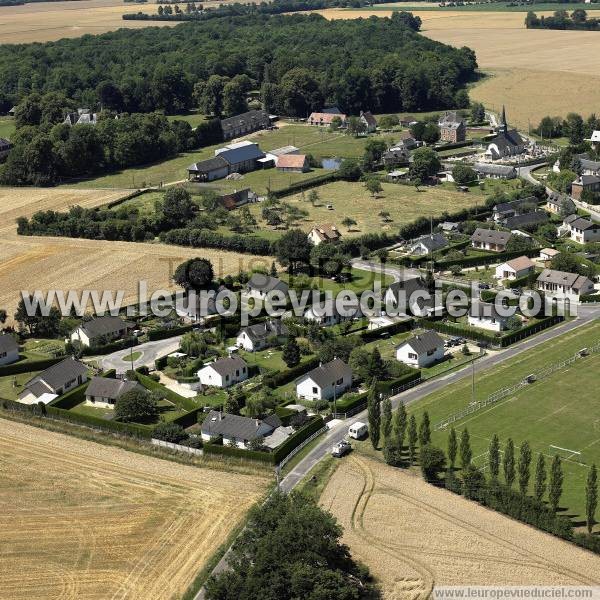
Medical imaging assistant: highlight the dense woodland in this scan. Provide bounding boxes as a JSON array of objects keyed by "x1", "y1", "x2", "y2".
[{"x1": 0, "y1": 14, "x2": 476, "y2": 116}]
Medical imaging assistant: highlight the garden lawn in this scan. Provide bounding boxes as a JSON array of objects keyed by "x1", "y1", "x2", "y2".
[
  {"x1": 20, "y1": 338, "x2": 66, "y2": 360},
  {"x1": 0, "y1": 117, "x2": 15, "y2": 140},
  {"x1": 167, "y1": 112, "x2": 207, "y2": 128},
  {"x1": 0, "y1": 372, "x2": 39, "y2": 401},
  {"x1": 408, "y1": 320, "x2": 600, "y2": 523}
]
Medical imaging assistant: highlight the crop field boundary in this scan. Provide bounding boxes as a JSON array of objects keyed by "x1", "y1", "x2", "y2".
[{"x1": 436, "y1": 339, "x2": 600, "y2": 430}]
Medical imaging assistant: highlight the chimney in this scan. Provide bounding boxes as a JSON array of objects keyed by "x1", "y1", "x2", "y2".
[{"x1": 255, "y1": 419, "x2": 260, "y2": 427}]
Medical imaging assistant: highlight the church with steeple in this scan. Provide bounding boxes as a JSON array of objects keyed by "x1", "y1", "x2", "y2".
[{"x1": 484, "y1": 106, "x2": 526, "y2": 161}]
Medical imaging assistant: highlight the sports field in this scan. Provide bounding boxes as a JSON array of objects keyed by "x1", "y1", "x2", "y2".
[
  {"x1": 408, "y1": 319, "x2": 600, "y2": 523},
  {"x1": 0, "y1": 418, "x2": 269, "y2": 600},
  {"x1": 321, "y1": 455, "x2": 600, "y2": 598}
]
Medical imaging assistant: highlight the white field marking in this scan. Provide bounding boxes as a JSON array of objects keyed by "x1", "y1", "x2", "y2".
[{"x1": 550, "y1": 444, "x2": 581, "y2": 455}]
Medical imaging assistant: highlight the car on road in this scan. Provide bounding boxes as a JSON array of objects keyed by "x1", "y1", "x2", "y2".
[
  {"x1": 348, "y1": 421, "x2": 368, "y2": 439},
  {"x1": 331, "y1": 440, "x2": 352, "y2": 458},
  {"x1": 478, "y1": 283, "x2": 491, "y2": 290}
]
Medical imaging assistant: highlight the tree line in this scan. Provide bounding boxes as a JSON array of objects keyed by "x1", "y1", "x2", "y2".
[
  {"x1": 526, "y1": 9, "x2": 600, "y2": 30},
  {"x1": 0, "y1": 13, "x2": 476, "y2": 118},
  {"x1": 372, "y1": 400, "x2": 600, "y2": 548}
]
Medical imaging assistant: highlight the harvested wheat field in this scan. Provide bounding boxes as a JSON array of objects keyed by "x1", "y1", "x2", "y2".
[
  {"x1": 0, "y1": 187, "x2": 273, "y2": 319},
  {"x1": 0, "y1": 418, "x2": 269, "y2": 600},
  {"x1": 320, "y1": 455, "x2": 600, "y2": 599},
  {"x1": 319, "y1": 8, "x2": 600, "y2": 128}
]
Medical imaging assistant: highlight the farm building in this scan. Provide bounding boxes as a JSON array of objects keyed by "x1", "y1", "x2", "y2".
[
  {"x1": 308, "y1": 112, "x2": 347, "y2": 127},
  {"x1": 276, "y1": 154, "x2": 309, "y2": 173},
  {"x1": 0, "y1": 334, "x2": 19, "y2": 366},
  {"x1": 220, "y1": 110, "x2": 270, "y2": 141},
  {"x1": 474, "y1": 162, "x2": 517, "y2": 180},
  {"x1": 188, "y1": 141, "x2": 265, "y2": 182},
  {"x1": 70, "y1": 315, "x2": 134, "y2": 348},
  {"x1": 198, "y1": 356, "x2": 249, "y2": 389},
  {"x1": 296, "y1": 358, "x2": 352, "y2": 401},
  {"x1": 18, "y1": 358, "x2": 88, "y2": 405},
  {"x1": 218, "y1": 188, "x2": 257, "y2": 210},
  {"x1": 383, "y1": 146, "x2": 410, "y2": 167},
  {"x1": 396, "y1": 330, "x2": 445, "y2": 368}
]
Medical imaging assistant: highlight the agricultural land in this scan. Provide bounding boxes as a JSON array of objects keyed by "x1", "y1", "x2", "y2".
[
  {"x1": 321, "y1": 454, "x2": 600, "y2": 599},
  {"x1": 0, "y1": 418, "x2": 269, "y2": 600}
]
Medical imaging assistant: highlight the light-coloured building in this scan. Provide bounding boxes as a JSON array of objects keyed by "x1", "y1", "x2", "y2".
[
  {"x1": 408, "y1": 233, "x2": 448, "y2": 256},
  {"x1": 296, "y1": 358, "x2": 352, "y2": 401},
  {"x1": 468, "y1": 301, "x2": 509, "y2": 332},
  {"x1": 396, "y1": 330, "x2": 445, "y2": 368},
  {"x1": 198, "y1": 356, "x2": 248, "y2": 389},
  {"x1": 70, "y1": 316, "x2": 134, "y2": 348},
  {"x1": 18, "y1": 358, "x2": 88, "y2": 404},
  {"x1": 470, "y1": 228, "x2": 512, "y2": 252},
  {"x1": 563, "y1": 216, "x2": 600, "y2": 244},
  {"x1": 495, "y1": 256, "x2": 535, "y2": 281},
  {"x1": 308, "y1": 224, "x2": 342, "y2": 245},
  {"x1": 236, "y1": 319, "x2": 288, "y2": 352},
  {"x1": 0, "y1": 334, "x2": 19, "y2": 366},
  {"x1": 85, "y1": 376, "x2": 142, "y2": 409},
  {"x1": 245, "y1": 273, "x2": 289, "y2": 301},
  {"x1": 536, "y1": 269, "x2": 595, "y2": 300},
  {"x1": 200, "y1": 410, "x2": 282, "y2": 449}
]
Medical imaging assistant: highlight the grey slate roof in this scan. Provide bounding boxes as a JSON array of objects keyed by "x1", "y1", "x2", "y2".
[
  {"x1": 474, "y1": 163, "x2": 516, "y2": 177},
  {"x1": 216, "y1": 142, "x2": 265, "y2": 165},
  {"x1": 240, "y1": 319, "x2": 288, "y2": 343},
  {"x1": 247, "y1": 273, "x2": 289, "y2": 294},
  {"x1": 387, "y1": 276, "x2": 428, "y2": 300},
  {"x1": 470, "y1": 300, "x2": 507, "y2": 320},
  {"x1": 411, "y1": 233, "x2": 448, "y2": 252},
  {"x1": 489, "y1": 129, "x2": 524, "y2": 151},
  {"x1": 537, "y1": 269, "x2": 593, "y2": 291},
  {"x1": 575, "y1": 175, "x2": 600, "y2": 186},
  {"x1": 220, "y1": 110, "x2": 270, "y2": 138},
  {"x1": 79, "y1": 316, "x2": 134, "y2": 339},
  {"x1": 188, "y1": 155, "x2": 229, "y2": 174},
  {"x1": 0, "y1": 334, "x2": 18, "y2": 355},
  {"x1": 86, "y1": 377, "x2": 141, "y2": 400},
  {"x1": 494, "y1": 197, "x2": 536, "y2": 216},
  {"x1": 471, "y1": 228, "x2": 512, "y2": 247},
  {"x1": 25, "y1": 358, "x2": 88, "y2": 393},
  {"x1": 0, "y1": 137, "x2": 12, "y2": 151},
  {"x1": 299, "y1": 358, "x2": 352, "y2": 388},
  {"x1": 580, "y1": 158, "x2": 600, "y2": 172},
  {"x1": 399, "y1": 330, "x2": 444, "y2": 355},
  {"x1": 504, "y1": 211, "x2": 548, "y2": 229},
  {"x1": 205, "y1": 356, "x2": 248, "y2": 378},
  {"x1": 568, "y1": 217, "x2": 599, "y2": 231},
  {"x1": 201, "y1": 410, "x2": 281, "y2": 442}
]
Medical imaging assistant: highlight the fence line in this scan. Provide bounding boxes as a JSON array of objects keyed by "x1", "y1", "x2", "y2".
[
  {"x1": 277, "y1": 426, "x2": 327, "y2": 469},
  {"x1": 435, "y1": 339, "x2": 600, "y2": 430}
]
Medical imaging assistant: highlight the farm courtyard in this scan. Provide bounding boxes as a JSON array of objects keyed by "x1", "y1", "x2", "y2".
[
  {"x1": 321, "y1": 455, "x2": 600, "y2": 598},
  {"x1": 0, "y1": 418, "x2": 269, "y2": 600}
]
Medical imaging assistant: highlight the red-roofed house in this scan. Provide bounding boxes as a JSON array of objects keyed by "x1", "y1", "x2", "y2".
[
  {"x1": 276, "y1": 154, "x2": 309, "y2": 173},
  {"x1": 308, "y1": 224, "x2": 342, "y2": 246},
  {"x1": 308, "y1": 112, "x2": 347, "y2": 127}
]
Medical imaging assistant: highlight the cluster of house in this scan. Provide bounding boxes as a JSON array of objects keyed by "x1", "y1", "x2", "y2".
[
  {"x1": 552, "y1": 152, "x2": 600, "y2": 201},
  {"x1": 307, "y1": 108, "x2": 377, "y2": 133}
]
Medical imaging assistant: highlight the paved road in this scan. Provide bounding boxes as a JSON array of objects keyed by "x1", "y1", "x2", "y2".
[{"x1": 96, "y1": 336, "x2": 183, "y2": 373}]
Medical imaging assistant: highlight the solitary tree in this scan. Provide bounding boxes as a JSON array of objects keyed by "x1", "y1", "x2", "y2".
[
  {"x1": 367, "y1": 380, "x2": 381, "y2": 450},
  {"x1": 459, "y1": 428, "x2": 472, "y2": 470},
  {"x1": 114, "y1": 389, "x2": 158, "y2": 423},
  {"x1": 341, "y1": 216, "x2": 357, "y2": 231},
  {"x1": 534, "y1": 453, "x2": 547, "y2": 503},
  {"x1": 407, "y1": 414, "x2": 418, "y2": 464},
  {"x1": 488, "y1": 433, "x2": 500, "y2": 483},
  {"x1": 420, "y1": 445, "x2": 447, "y2": 482},
  {"x1": 381, "y1": 397, "x2": 393, "y2": 440},
  {"x1": 503, "y1": 438, "x2": 516, "y2": 489},
  {"x1": 365, "y1": 177, "x2": 383, "y2": 198},
  {"x1": 174, "y1": 257, "x2": 214, "y2": 290},
  {"x1": 518, "y1": 440, "x2": 532, "y2": 496},
  {"x1": 447, "y1": 427, "x2": 458, "y2": 468},
  {"x1": 586, "y1": 464, "x2": 598, "y2": 534},
  {"x1": 419, "y1": 412, "x2": 431, "y2": 447},
  {"x1": 282, "y1": 337, "x2": 301, "y2": 368},
  {"x1": 549, "y1": 455, "x2": 563, "y2": 512}
]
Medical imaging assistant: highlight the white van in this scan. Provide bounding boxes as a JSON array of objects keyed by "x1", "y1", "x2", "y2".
[{"x1": 348, "y1": 421, "x2": 368, "y2": 440}]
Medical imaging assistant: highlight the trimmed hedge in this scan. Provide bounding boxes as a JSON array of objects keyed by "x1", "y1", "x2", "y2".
[
  {"x1": 147, "y1": 324, "x2": 194, "y2": 341},
  {"x1": 161, "y1": 228, "x2": 273, "y2": 256},
  {"x1": 81, "y1": 337, "x2": 138, "y2": 356},
  {"x1": 135, "y1": 372, "x2": 197, "y2": 411},
  {"x1": 358, "y1": 318, "x2": 414, "y2": 343},
  {"x1": 580, "y1": 293, "x2": 600, "y2": 303},
  {"x1": 506, "y1": 272, "x2": 536, "y2": 289},
  {"x1": 377, "y1": 370, "x2": 421, "y2": 393},
  {"x1": 498, "y1": 316, "x2": 563, "y2": 347},
  {"x1": 0, "y1": 355, "x2": 65, "y2": 377},
  {"x1": 264, "y1": 356, "x2": 320, "y2": 388},
  {"x1": 334, "y1": 391, "x2": 368, "y2": 412},
  {"x1": 48, "y1": 381, "x2": 89, "y2": 409},
  {"x1": 203, "y1": 442, "x2": 275, "y2": 464},
  {"x1": 171, "y1": 406, "x2": 205, "y2": 428},
  {"x1": 272, "y1": 416, "x2": 326, "y2": 463},
  {"x1": 271, "y1": 172, "x2": 337, "y2": 199},
  {"x1": 435, "y1": 247, "x2": 540, "y2": 270}
]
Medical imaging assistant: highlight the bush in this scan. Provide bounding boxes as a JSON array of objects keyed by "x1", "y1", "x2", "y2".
[
  {"x1": 420, "y1": 445, "x2": 446, "y2": 481},
  {"x1": 153, "y1": 422, "x2": 189, "y2": 443},
  {"x1": 147, "y1": 324, "x2": 194, "y2": 341},
  {"x1": 114, "y1": 388, "x2": 158, "y2": 423}
]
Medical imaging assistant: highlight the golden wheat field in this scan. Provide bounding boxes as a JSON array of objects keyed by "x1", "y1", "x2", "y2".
[
  {"x1": 0, "y1": 188, "x2": 273, "y2": 319},
  {"x1": 0, "y1": 418, "x2": 269, "y2": 600},
  {"x1": 318, "y1": 8, "x2": 600, "y2": 128},
  {"x1": 320, "y1": 455, "x2": 600, "y2": 599}
]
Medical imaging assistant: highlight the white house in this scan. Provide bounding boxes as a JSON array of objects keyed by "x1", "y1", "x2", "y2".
[
  {"x1": 468, "y1": 301, "x2": 509, "y2": 332},
  {"x1": 384, "y1": 276, "x2": 430, "y2": 316},
  {"x1": 236, "y1": 319, "x2": 288, "y2": 352},
  {"x1": 296, "y1": 358, "x2": 352, "y2": 401},
  {"x1": 245, "y1": 273, "x2": 289, "y2": 301},
  {"x1": 395, "y1": 330, "x2": 445, "y2": 368},
  {"x1": 539, "y1": 248, "x2": 560, "y2": 263},
  {"x1": 408, "y1": 233, "x2": 448, "y2": 256},
  {"x1": 495, "y1": 256, "x2": 535, "y2": 281},
  {"x1": 563, "y1": 216, "x2": 600, "y2": 244},
  {"x1": 18, "y1": 358, "x2": 88, "y2": 405},
  {"x1": 85, "y1": 376, "x2": 143, "y2": 409},
  {"x1": 308, "y1": 224, "x2": 342, "y2": 246},
  {"x1": 70, "y1": 315, "x2": 134, "y2": 348},
  {"x1": 198, "y1": 356, "x2": 248, "y2": 389},
  {"x1": 536, "y1": 269, "x2": 595, "y2": 301},
  {"x1": 200, "y1": 410, "x2": 282, "y2": 449},
  {"x1": 0, "y1": 334, "x2": 19, "y2": 366},
  {"x1": 470, "y1": 228, "x2": 512, "y2": 252}
]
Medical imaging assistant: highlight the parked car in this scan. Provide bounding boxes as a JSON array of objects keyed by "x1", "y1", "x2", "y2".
[
  {"x1": 348, "y1": 421, "x2": 368, "y2": 439},
  {"x1": 331, "y1": 440, "x2": 352, "y2": 458},
  {"x1": 478, "y1": 283, "x2": 491, "y2": 290}
]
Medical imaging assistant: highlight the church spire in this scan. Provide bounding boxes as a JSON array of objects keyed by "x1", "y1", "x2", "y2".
[
  {"x1": 501, "y1": 105, "x2": 507, "y2": 126},
  {"x1": 497, "y1": 105, "x2": 508, "y2": 133}
]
